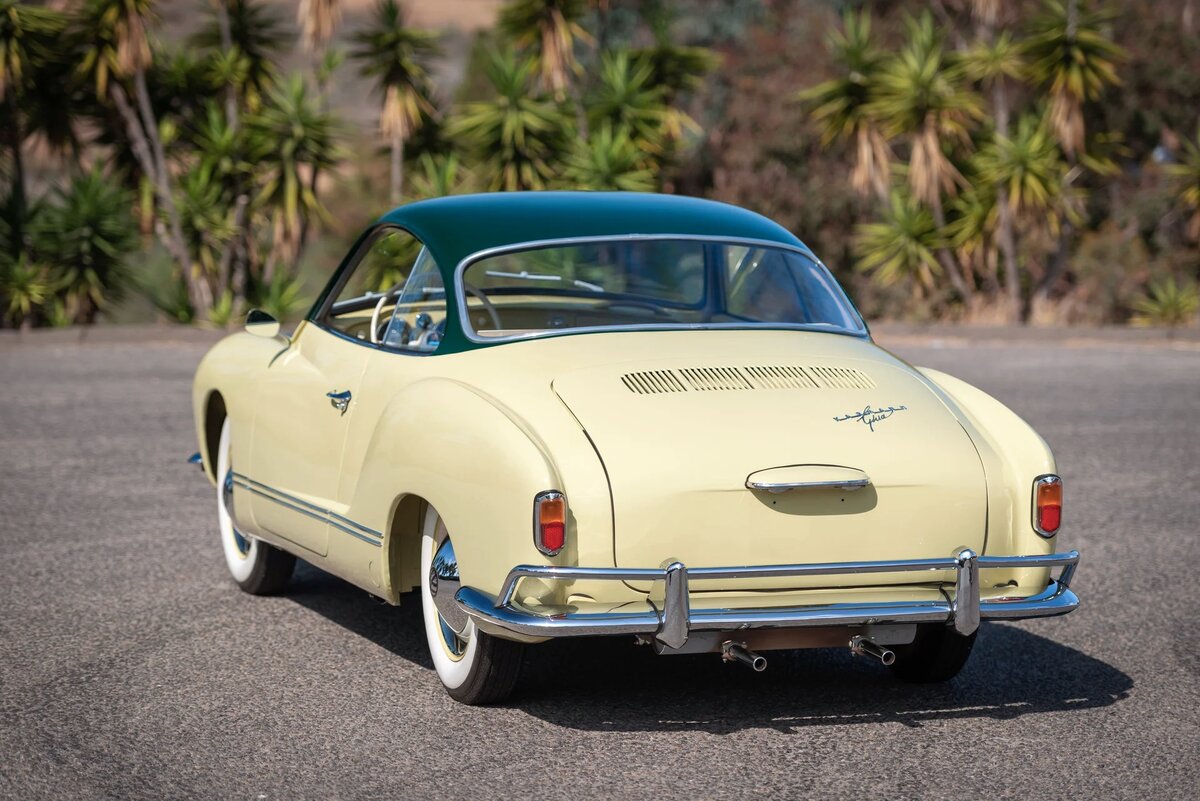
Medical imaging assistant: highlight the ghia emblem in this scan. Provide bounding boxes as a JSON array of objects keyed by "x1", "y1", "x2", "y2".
[{"x1": 833, "y1": 404, "x2": 908, "y2": 432}]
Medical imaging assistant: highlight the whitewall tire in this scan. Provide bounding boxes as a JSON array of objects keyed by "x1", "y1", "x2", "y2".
[
  {"x1": 419, "y1": 506, "x2": 523, "y2": 704},
  {"x1": 216, "y1": 418, "x2": 295, "y2": 594}
]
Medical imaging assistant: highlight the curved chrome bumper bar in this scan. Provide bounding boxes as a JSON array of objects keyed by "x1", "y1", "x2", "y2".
[{"x1": 455, "y1": 550, "x2": 1080, "y2": 649}]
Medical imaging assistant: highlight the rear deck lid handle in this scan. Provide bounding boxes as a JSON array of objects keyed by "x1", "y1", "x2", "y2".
[{"x1": 745, "y1": 464, "x2": 871, "y2": 494}]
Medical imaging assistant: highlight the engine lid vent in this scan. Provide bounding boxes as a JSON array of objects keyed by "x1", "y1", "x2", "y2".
[{"x1": 620, "y1": 365, "x2": 875, "y2": 394}]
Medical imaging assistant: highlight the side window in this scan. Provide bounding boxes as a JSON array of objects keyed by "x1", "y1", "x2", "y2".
[
  {"x1": 320, "y1": 228, "x2": 423, "y2": 342},
  {"x1": 380, "y1": 247, "x2": 447, "y2": 354}
]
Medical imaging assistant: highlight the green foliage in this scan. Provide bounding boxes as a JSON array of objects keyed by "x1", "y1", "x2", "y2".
[
  {"x1": 0, "y1": 254, "x2": 55, "y2": 328},
  {"x1": 349, "y1": 0, "x2": 439, "y2": 140},
  {"x1": 1166, "y1": 132, "x2": 1200, "y2": 240},
  {"x1": 190, "y1": 0, "x2": 288, "y2": 108},
  {"x1": 410, "y1": 153, "x2": 468, "y2": 198},
  {"x1": 252, "y1": 272, "x2": 311, "y2": 322},
  {"x1": 972, "y1": 114, "x2": 1067, "y2": 224},
  {"x1": 447, "y1": 48, "x2": 569, "y2": 191},
  {"x1": 29, "y1": 168, "x2": 138, "y2": 323},
  {"x1": 207, "y1": 288, "x2": 238, "y2": 328},
  {"x1": 1131, "y1": 276, "x2": 1199, "y2": 330},
  {"x1": 564, "y1": 122, "x2": 656, "y2": 192},
  {"x1": 0, "y1": 1, "x2": 66, "y2": 99},
  {"x1": 498, "y1": 0, "x2": 590, "y2": 97},
  {"x1": 854, "y1": 190, "x2": 943, "y2": 290}
]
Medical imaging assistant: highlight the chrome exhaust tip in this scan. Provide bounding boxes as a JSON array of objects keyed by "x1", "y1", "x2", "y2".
[
  {"x1": 850, "y1": 635, "x2": 895, "y2": 666},
  {"x1": 721, "y1": 641, "x2": 767, "y2": 672}
]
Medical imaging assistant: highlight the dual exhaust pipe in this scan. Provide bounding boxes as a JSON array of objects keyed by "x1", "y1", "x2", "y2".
[{"x1": 718, "y1": 636, "x2": 896, "y2": 671}]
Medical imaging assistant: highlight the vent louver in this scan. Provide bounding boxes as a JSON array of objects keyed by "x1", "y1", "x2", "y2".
[{"x1": 620, "y1": 365, "x2": 875, "y2": 394}]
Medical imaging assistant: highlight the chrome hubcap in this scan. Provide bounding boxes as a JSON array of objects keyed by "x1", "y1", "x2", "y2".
[
  {"x1": 222, "y1": 469, "x2": 252, "y2": 556},
  {"x1": 429, "y1": 534, "x2": 468, "y2": 656}
]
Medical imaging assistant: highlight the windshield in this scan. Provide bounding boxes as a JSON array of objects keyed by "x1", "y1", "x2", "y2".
[{"x1": 457, "y1": 238, "x2": 865, "y2": 341}]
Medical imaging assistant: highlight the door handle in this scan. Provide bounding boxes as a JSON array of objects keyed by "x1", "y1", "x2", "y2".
[{"x1": 326, "y1": 390, "x2": 352, "y2": 415}]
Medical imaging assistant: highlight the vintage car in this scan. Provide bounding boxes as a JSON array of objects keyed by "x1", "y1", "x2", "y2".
[{"x1": 190, "y1": 192, "x2": 1079, "y2": 704}]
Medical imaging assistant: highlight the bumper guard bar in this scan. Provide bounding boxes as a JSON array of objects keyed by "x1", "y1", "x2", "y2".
[{"x1": 455, "y1": 549, "x2": 1079, "y2": 649}]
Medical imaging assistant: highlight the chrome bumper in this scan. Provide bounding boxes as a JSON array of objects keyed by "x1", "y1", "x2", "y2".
[{"x1": 455, "y1": 549, "x2": 1080, "y2": 648}]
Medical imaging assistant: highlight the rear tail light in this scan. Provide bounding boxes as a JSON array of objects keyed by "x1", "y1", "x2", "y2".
[
  {"x1": 534, "y1": 490, "x2": 566, "y2": 556},
  {"x1": 1033, "y1": 475, "x2": 1063, "y2": 537}
]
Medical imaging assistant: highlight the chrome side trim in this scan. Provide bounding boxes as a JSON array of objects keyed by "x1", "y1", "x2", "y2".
[
  {"x1": 451, "y1": 234, "x2": 870, "y2": 345},
  {"x1": 230, "y1": 472, "x2": 383, "y2": 547},
  {"x1": 466, "y1": 550, "x2": 1080, "y2": 647}
]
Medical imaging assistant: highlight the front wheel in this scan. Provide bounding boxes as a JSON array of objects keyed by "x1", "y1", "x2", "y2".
[
  {"x1": 216, "y1": 418, "x2": 295, "y2": 595},
  {"x1": 888, "y1": 623, "x2": 977, "y2": 682},
  {"x1": 420, "y1": 507, "x2": 523, "y2": 704}
]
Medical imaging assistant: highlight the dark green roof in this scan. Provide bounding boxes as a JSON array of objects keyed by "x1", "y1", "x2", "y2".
[{"x1": 377, "y1": 191, "x2": 808, "y2": 271}]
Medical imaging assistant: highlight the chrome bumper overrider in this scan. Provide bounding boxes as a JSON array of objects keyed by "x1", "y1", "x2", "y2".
[{"x1": 454, "y1": 549, "x2": 1080, "y2": 649}]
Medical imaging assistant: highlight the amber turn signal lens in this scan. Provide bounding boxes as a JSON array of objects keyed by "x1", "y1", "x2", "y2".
[
  {"x1": 1033, "y1": 475, "x2": 1063, "y2": 537},
  {"x1": 534, "y1": 491, "x2": 566, "y2": 556}
]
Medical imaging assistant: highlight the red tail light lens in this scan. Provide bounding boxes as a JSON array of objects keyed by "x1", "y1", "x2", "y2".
[
  {"x1": 1033, "y1": 475, "x2": 1063, "y2": 537},
  {"x1": 534, "y1": 491, "x2": 566, "y2": 556}
]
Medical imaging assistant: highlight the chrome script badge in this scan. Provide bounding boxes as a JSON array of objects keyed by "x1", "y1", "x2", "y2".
[{"x1": 833, "y1": 404, "x2": 908, "y2": 432}]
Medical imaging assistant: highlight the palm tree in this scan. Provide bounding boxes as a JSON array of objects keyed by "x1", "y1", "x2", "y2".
[
  {"x1": 447, "y1": 49, "x2": 567, "y2": 191},
  {"x1": 76, "y1": 0, "x2": 207, "y2": 314},
  {"x1": 564, "y1": 122, "x2": 656, "y2": 192},
  {"x1": 854, "y1": 189, "x2": 944, "y2": 294},
  {"x1": 29, "y1": 169, "x2": 138, "y2": 324},
  {"x1": 972, "y1": 113, "x2": 1069, "y2": 317},
  {"x1": 867, "y1": 12, "x2": 983, "y2": 301},
  {"x1": 1166, "y1": 131, "x2": 1200, "y2": 241},
  {"x1": 1022, "y1": 0, "x2": 1124, "y2": 159},
  {"x1": 497, "y1": 0, "x2": 589, "y2": 100},
  {"x1": 247, "y1": 76, "x2": 340, "y2": 282},
  {"x1": 410, "y1": 152, "x2": 468, "y2": 198},
  {"x1": 350, "y1": 0, "x2": 439, "y2": 204},
  {"x1": 0, "y1": 2, "x2": 66, "y2": 248},
  {"x1": 797, "y1": 10, "x2": 891, "y2": 199}
]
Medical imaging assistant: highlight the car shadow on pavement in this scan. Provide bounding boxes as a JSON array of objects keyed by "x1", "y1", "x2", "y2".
[{"x1": 288, "y1": 562, "x2": 1131, "y2": 733}]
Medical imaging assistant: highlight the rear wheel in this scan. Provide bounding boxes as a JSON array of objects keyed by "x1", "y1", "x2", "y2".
[
  {"x1": 216, "y1": 419, "x2": 295, "y2": 595},
  {"x1": 888, "y1": 624, "x2": 976, "y2": 682},
  {"x1": 420, "y1": 506, "x2": 523, "y2": 704}
]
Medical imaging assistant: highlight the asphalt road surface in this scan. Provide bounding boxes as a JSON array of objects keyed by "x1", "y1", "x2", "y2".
[{"x1": 2, "y1": 330, "x2": 1197, "y2": 800}]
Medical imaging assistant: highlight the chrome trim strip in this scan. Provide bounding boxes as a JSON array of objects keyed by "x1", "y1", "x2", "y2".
[
  {"x1": 468, "y1": 550, "x2": 1080, "y2": 646},
  {"x1": 231, "y1": 472, "x2": 383, "y2": 547},
  {"x1": 746, "y1": 477, "x2": 871, "y2": 493},
  {"x1": 451, "y1": 234, "x2": 870, "y2": 345}
]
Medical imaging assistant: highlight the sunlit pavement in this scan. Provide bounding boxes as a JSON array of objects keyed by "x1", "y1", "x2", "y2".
[{"x1": 1, "y1": 328, "x2": 1196, "y2": 799}]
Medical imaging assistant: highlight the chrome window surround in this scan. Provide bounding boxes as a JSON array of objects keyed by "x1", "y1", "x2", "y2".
[
  {"x1": 452, "y1": 234, "x2": 870, "y2": 346},
  {"x1": 1032, "y1": 474, "x2": 1063, "y2": 539},
  {"x1": 455, "y1": 549, "x2": 1080, "y2": 650}
]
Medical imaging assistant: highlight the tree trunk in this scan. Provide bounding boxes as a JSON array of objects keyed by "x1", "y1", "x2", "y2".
[
  {"x1": 132, "y1": 69, "x2": 211, "y2": 316},
  {"x1": 390, "y1": 133, "x2": 404, "y2": 205},
  {"x1": 212, "y1": 0, "x2": 239, "y2": 133},
  {"x1": 930, "y1": 195, "x2": 975, "y2": 304},
  {"x1": 1031, "y1": 221, "x2": 1073, "y2": 317},
  {"x1": 3, "y1": 94, "x2": 26, "y2": 255},
  {"x1": 996, "y1": 190, "x2": 1022, "y2": 322}
]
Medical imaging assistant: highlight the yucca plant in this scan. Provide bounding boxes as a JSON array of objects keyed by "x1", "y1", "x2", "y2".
[
  {"x1": 497, "y1": 0, "x2": 590, "y2": 99},
  {"x1": 854, "y1": 189, "x2": 944, "y2": 292},
  {"x1": 349, "y1": 0, "x2": 439, "y2": 204},
  {"x1": 563, "y1": 122, "x2": 656, "y2": 192},
  {"x1": 0, "y1": 254, "x2": 55, "y2": 331},
  {"x1": 30, "y1": 168, "x2": 138, "y2": 324},
  {"x1": 1022, "y1": 0, "x2": 1124, "y2": 158},
  {"x1": 447, "y1": 48, "x2": 568, "y2": 191},
  {"x1": 1131, "y1": 277, "x2": 1199, "y2": 334},
  {"x1": 586, "y1": 51, "x2": 667, "y2": 156},
  {"x1": 796, "y1": 10, "x2": 891, "y2": 198},
  {"x1": 252, "y1": 271, "x2": 311, "y2": 322}
]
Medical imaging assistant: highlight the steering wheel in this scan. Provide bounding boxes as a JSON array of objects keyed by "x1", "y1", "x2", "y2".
[
  {"x1": 464, "y1": 283, "x2": 503, "y2": 331},
  {"x1": 369, "y1": 294, "x2": 391, "y2": 344}
]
